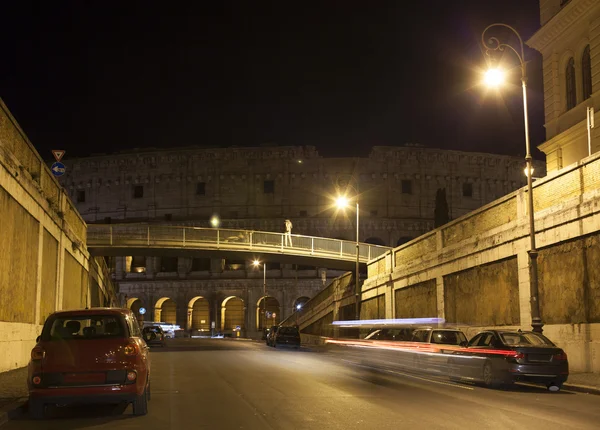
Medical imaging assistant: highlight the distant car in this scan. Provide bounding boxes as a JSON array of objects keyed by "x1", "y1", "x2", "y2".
[
  {"x1": 273, "y1": 326, "x2": 301, "y2": 349},
  {"x1": 266, "y1": 326, "x2": 279, "y2": 347},
  {"x1": 447, "y1": 330, "x2": 569, "y2": 391},
  {"x1": 410, "y1": 328, "x2": 468, "y2": 346},
  {"x1": 28, "y1": 308, "x2": 151, "y2": 419},
  {"x1": 408, "y1": 328, "x2": 469, "y2": 373},
  {"x1": 142, "y1": 325, "x2": 167, "y2": 347}
]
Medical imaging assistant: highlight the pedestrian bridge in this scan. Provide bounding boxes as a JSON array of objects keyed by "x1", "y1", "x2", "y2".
[{"x1": 87, "y1": 224, "x2": 391, "y2": 270}]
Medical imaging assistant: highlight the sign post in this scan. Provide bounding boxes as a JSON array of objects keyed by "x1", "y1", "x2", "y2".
[{"x1": 51, "y1": 150, "x2": 66, "y2": 178}]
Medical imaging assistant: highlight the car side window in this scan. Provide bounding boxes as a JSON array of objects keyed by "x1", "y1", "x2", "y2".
[
  {"x1": 127, "y1": 317, "x2": 141, "y2": 337},
  {"x1": 468, "y1": 334, "x2": 483, "y2": 347},
  {"x1": 412, "y1": 330, "x2": 429, "y2": 342}
]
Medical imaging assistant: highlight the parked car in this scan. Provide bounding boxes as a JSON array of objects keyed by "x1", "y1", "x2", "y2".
[
  {"x1": 273, "y1": 326, "x2": 301, "y2": 349},
  {"x1": 142, "y1": 325, "x2": 167, "y2": 347},
  {"x1": 408, "y1": 328, "x2": 469, "y2": 373},
  {"x1": 447, "y1": 330, "x2": 569, "y2": 390},
  {"x1": 364, "y1": 328, "x2": 414, "y2": 341},
  {"x1": 28, "y1": 308, "x2": 151, "y2": 419},
  {"x1": 266, "y1": 325, "x2": 279, "y2": 347}
]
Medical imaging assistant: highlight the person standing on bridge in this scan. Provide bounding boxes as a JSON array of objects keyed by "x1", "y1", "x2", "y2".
[{"x1": 284, "y1": 219, "x2": 293, "y2": 247}]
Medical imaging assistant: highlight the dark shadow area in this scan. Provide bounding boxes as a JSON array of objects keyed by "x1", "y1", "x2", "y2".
[{"x1": 15, "y1": 403, "x2": 134, "y2": 429}]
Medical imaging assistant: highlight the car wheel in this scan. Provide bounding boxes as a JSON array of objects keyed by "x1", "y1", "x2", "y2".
[
  {"x1": 482, "y1": 361, "x2": 494, "y2": 387},
  {"x1": 133, "y1": 386, "x2": 149, "y2": 416},
  {"x1": 29, "y1": 398, "x2": 45, "y2": 420}
]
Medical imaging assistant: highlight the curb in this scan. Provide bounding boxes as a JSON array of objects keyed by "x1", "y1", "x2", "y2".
[
  {"x1": 563, "y1": 383, "x2": 600, "y2": 395},
  {"x1": 0, "y1": 398, "x2": 27, "y2": 427}
]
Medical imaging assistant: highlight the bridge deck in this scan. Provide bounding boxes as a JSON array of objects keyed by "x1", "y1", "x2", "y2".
[{"x1": 87, "y1": 224, "x2": 391, "y2": 264}]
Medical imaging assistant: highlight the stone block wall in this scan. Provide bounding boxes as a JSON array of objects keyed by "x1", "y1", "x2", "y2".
[{"x1": 0, "y1": 98, "x2": 118, "y2": 372}]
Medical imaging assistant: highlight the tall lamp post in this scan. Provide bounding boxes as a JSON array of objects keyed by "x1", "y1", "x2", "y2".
[
  {"x1": 253, "y1": 259, "x2": 267, "y2": 333},
  {"x1": 335, "y1": 194, "x2": 361, "y2": 321},
  {"x1": 481, "y1": 23, "x2": 542, "y2": 333}
]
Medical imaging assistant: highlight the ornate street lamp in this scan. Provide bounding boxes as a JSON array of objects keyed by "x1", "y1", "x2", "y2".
[
  {"x1": 481, "y1": 23, "x2": 542, "y2": 333},
  {"x1": 335, "y1": 193, "x2": 360, "y2": 321},
  {"x1": 253, "y1": 259, "x2": 267, "y2": 332}
]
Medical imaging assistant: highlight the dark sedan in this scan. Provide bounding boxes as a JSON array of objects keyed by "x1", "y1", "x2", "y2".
[
  {"x1": 273, "y1": 326, "x2": 301, "y2": 349},
  {"x1": 447, "y1": 330, "x2": 568, "y2": 391}
]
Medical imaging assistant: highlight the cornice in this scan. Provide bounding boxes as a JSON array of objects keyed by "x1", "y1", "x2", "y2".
[{"x1": 527, "y1": 0, "x2": 599, "y2": 53}]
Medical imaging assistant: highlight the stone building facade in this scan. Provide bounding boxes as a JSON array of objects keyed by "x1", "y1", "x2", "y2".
[
  {"x1": 527, "y1": 0, "x2": 600, "y2": 173},
  {"x1": 62, "y1": 145, "x2": 544, "y2": 335}
]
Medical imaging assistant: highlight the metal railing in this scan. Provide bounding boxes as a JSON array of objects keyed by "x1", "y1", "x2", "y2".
[{"x1": 87, "y1": 224, "x2": 391, "y2": 264}]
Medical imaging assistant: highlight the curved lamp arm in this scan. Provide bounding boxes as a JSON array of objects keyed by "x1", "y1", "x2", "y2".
[{"x1": 481, "y1": 23, "x2": 527, "y2": 80}]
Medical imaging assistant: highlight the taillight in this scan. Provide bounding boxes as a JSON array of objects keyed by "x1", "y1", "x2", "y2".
[
  {"x1": 32, "y1": 376, "x2": 42, "y2": 385},
  {"x1": 123, "y1": 343, "x2": 139, "y2": 356},
  {"x1": 126, "y1": 371, "x2": 137, "y2": 381},
  {"x1": 31, "y1": 346, "x2": 45, "y2": 361},
  {"x1": 553, "y1": 352, "x2": 568, "y2": 361}
]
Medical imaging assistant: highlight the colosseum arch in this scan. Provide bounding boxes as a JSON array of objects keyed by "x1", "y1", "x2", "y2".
[
  {"x1": 127, "y1": 298, "x2": 144, "y2": 321},
  {"x1": 188, "y1": 296, "x2": 210, "y2": 331},
  {"x1": 155, "y1": 297, "x2": 177, "y2": 324},
  {"x1": 256, "y1": 296, "x2": 280, "y2": 330},
  {"x1": 221, "y1": 296, "x2": 244, "y2": 332}
]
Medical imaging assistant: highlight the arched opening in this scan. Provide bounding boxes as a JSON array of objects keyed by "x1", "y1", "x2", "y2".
[
  {"x1": 396, "y1": 236, "x2": 413, "y2": 247},
  {"x1": 256, "y1": 296, "x2": 280, "y2": 330},
  {"x1": 128, "y1": 298, "x2": 144, "y2": 321},
  {"x1": 188, "y1": 296, "x2": 210, "y2": 331},
  {"x1": 221, "y1": 296, "x2": 244, "y2": 331},
  {"x1": 365, "y1": 237, "x2": 386, "y2": 246},
  {"x1": 155, "y1": 297, "x2": 177, "y2": 324},
  {"x1": 130, "y1": 256, "x2": 146, "y2": 273},
  {"x1": 293, "y1": 296, "x2": 310, "y2": 312}
]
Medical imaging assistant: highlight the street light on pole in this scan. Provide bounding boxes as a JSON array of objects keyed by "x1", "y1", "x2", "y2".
[
  {"x1": 481, "y1": 23, "x2": 542, "y2": 333},
  {"x1": 253, "y1": 259, "x2": 267, "y2": 333},
  {"x1": 335, "y1": 194, "x2": 361, "y2": 321}
]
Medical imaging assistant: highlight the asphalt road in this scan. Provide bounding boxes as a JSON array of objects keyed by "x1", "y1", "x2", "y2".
[{"x1": 5, "y1": 338, "x2": 600, "y2": 430}]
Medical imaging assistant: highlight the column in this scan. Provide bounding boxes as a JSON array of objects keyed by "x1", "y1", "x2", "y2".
[
  {"x1": 34, "y1": 222, "x2": 44, "y2": 325},
  {"x1": 436, "y1": 277, "x2": 445, "y2": 320}
]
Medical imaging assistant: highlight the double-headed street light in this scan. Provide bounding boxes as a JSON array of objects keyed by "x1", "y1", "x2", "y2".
[
  {"x1": 335, "y1": 194, "x2": 360, "y2": 321},
  {"x1": 253, "y1": 259, "x2": 267, "y2": 332},
  {"x1": 481, "y1": 23, "x2": 542, "y2": 333}
]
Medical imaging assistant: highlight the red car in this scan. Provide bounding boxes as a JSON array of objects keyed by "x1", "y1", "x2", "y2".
[{"x1": 28, "y1": 308, "x2": 151, "y2": 418}]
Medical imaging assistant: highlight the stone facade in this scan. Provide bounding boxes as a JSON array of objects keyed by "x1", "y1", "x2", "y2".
[
  {"x1": 61, "y1": 145, "x2": 542, "y2": 333},
  {"x1": 527, "y1": 0, "x2": 600, "y2": 172}
]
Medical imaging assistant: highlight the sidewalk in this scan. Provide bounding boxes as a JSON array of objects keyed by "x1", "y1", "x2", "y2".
[
  {"x1": 563, "y1": 373, "x2": 600, "y2": 395},
  {"x1": 0, "y1": 367, "x2": 27, "y2": 427}
]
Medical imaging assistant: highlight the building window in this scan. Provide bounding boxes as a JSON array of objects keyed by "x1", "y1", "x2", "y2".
[
  {"x1": 263, "y1": 180, "x2": 274, "y2": 194},
  {"x1": 370, "y1": 209, "x2": 378, "y2": 216},
  {"x1": 299, "y1": 210, "x2": 307, "y2": 217},
  {"x1": 196, "y1": 182, "x2": 206, "y2": 196},
  {"x1": 104, "y1": 217, "x2": 112, "y2": 224},
  {"x1": 133, "y1": 185, "x2": 144, "y2": 198},
  {"x1": 462, "y1": 183, "x2": 473, "y2": 197},
  {"x1": 160, "y1": 257, "x2": 178, "y2": 272},
  {"x1": 76, "y1": 190, "x2": 86, "y2": 203},
  {"x1": 566, "y1": 57, "x2": 576, "y2": 110},
  {"x1": 582, "y1": 45, "x2": 592, "y2": 100},
  {"x1": 164, "y1": 213, "x2": 172, "y2": 221},
  {"x1": 191, "y1": 258, "x2": 210, "y2": 271},
  {"x1": 229, "y1": 211, "x2": 238, "y2": 218},
  {"x1": 401, "y1": 180, "x2": 412, "y2": 194}
]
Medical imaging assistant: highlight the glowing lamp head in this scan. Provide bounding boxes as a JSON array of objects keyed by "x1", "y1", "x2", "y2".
[
  {"x1": 253, "y1": 260, "x2": 260, "y2": 267},
  {"x1": 296, "y1": 304, "x2": 302, "y2": 310},
  {"x1": 335, "y1": 196, "x2": 349, "y2": 209},
  {"x1": 484, "y1": 68, "x2": 505, "y2": 87},
  {"x1": 524, "y1": 166, "x2": 535, "y2": 177},
  {"x1": 210, "y1": 215, "x2": 220, "y2": 228}
]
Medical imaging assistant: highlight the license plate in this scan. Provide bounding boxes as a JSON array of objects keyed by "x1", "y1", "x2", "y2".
[
  {"x1": 63, "y1": 372, "x2": 106, "y2": 384},
  {"x1": 528, "y1": 354, "x2": 552, "y2": 362}
]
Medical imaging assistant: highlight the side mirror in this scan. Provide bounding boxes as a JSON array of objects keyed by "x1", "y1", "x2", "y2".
[{"x1": 36, "y1": 336, "x2": 41, "y2": 343}]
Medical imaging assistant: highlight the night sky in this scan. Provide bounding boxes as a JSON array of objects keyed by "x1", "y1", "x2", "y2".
[{"x1": 0, "y1": 0, "x2": 545, "y2": 161}]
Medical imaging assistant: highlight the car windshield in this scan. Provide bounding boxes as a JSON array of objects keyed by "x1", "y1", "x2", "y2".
[
  {"x1": 278, "y1": 327, "x2": 299, "y2": 335},
  {"x1": 499, "y1": 332, "x2": 554, "y2": 346},
  {"x1": 430, "y1": 330, "x2": 467, "y2": 345},
  {"x1": 42, "y1": 315, "x2": 127, "y2": 340}
]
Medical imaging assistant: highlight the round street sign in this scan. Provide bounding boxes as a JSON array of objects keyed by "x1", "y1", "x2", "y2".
[
  {"x1": 50, "y1": 161, "x2": 66, "y2": 177},
  {"x1": 139, "y1": 307, "x2": 146, "y2": 315}
]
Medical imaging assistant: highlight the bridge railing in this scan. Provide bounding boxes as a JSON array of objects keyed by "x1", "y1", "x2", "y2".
[{"x1": 87, "y1": 224, "x2": 391, "y2": 262}]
